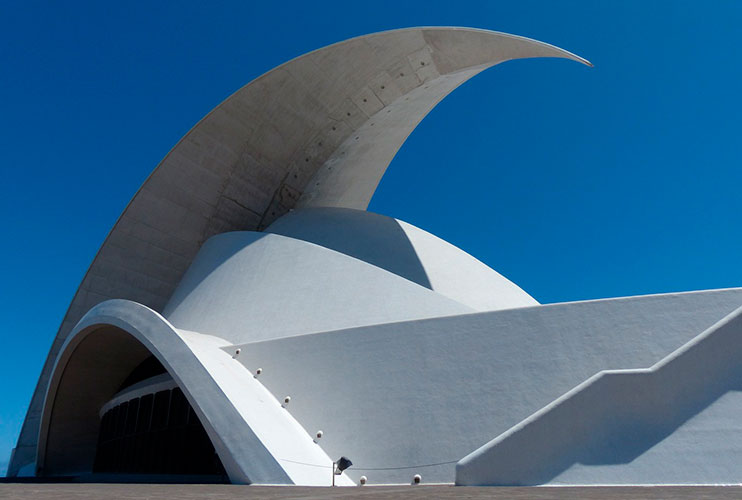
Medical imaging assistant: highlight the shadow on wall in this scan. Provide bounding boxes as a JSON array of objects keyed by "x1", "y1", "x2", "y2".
[
  {"x1": 265, "y1": 208, "x2": 432, "y2": 289},
  {"x1": 457, "y1": 306, "x2": 742, "y2": 485}
]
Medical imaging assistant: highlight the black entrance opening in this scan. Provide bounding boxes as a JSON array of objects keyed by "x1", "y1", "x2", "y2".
[{"x1": 93, "y1": 382, "x2": 227, "y2": 479}]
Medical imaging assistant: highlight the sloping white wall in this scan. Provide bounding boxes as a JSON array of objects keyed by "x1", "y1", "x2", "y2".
[{"x1": 226, "y1": 288, "x2": 742, "y2": 485}]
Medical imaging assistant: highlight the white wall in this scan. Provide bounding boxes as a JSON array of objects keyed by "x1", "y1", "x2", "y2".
[{"x1": 227, "y1": 288, "x2": 742, "y2": 484}]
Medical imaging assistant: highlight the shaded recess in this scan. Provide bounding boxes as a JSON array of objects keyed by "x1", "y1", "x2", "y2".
[{"x1": 94, "y1": 386, "x2": 226, "y2": 478}]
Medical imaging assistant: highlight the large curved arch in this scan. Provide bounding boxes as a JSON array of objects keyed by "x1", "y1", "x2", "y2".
[
  {"x1": 36, "y1": 300, "x2": 287, "y2": 483},
  {"x1": 10, "y1": 27, "x2": 589, "y2": 476},
  {"x1": 36, "y1": 299, "x2": 348, "y2": 485}
]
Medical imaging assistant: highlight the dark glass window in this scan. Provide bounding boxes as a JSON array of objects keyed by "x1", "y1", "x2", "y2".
[
  {"x1": 115, "y1": 402, "x2": 128, "y2": 439},
  {"x1": 169, "y1": 389, "x2": 189, "y2": 427},
  {"x1": 124, "y1": 398, "x2": 139, "y2": 436},
  {"x1": 151, "y1": 390, "x2": 171, "y2": 431},
  {"x1": 93, "y1": 387, "x2": 226, "y2": 479},
  {"x1": 137, "y1": 394, "x2": 153, "y2": 434}
]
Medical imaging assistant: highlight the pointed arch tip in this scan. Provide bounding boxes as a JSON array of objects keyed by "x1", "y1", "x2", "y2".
[
  {"x1": 358, "y1": 26, "x2": 595, "y2": 68},
  {"x1": 472, "y1": 27, "x2": 593, "y2": 68},
  {"x1": 400, "y1": 26, "x2": 593, "y2": 67}
]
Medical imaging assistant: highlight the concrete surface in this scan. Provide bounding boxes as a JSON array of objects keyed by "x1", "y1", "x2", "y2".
[
  {"x1": 2, "y1": 484, "x2": 742, "y2": 500},
  {"x1": 11, "y1": 30, "x2": 589, "y2": 476}
]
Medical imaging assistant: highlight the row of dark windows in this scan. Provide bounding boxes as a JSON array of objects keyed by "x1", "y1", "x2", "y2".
[{"x1": 93, "y1": 387, "x2": 226, "y2": 477}]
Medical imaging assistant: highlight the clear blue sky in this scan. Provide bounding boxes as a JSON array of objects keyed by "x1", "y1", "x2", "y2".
[{"x1": 2, "y1": 0, "x2": 741, "y2": 476}]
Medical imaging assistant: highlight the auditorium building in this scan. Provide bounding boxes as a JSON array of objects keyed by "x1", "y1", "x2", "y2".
[{"x1": 9, "y1": 27, "x2": 742, "y2": 486}]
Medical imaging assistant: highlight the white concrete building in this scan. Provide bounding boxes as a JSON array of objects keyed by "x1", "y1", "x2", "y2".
[{"x1": 9, "y1": 27, "x2": 742, "y2": 486}]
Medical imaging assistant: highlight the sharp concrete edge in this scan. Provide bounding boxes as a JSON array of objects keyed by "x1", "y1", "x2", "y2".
[{"x1": 455, "y1": 304, "x2": 742, "y2": 486}]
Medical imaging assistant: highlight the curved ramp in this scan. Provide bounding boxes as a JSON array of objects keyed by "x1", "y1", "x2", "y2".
[{"x1": 456, "y1": 305, "x2": 742, "y2": 486}]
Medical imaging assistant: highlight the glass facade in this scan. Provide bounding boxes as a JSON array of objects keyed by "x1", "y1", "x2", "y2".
[{"x1": 93, "y1": 387, "x2": 226, "y2": 477}]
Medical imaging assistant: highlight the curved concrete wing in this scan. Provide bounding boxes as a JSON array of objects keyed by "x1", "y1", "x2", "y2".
[
  {"x1": 60, "y1": 26, "x2": 588, "y2": 359},
  {"x1": 36, "y1": 299, "x2": 350, "y2": 485},
  {"x1": 10, "y1": 27, "x2": 589, "y2": 476}
]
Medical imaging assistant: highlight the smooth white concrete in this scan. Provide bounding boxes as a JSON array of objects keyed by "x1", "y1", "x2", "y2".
[
  {"x1": 162, "y1": 230, "x2": 474, "y2": 343},
  {"x1": 266, "y1": 208, "x2": 537, "y2": 311},
  {"x1": 456, "y1": 304, "x2": 742, "y2": 486},
  {"x1": 227, "y1": 288, "x2": 742, "y2": 485}
]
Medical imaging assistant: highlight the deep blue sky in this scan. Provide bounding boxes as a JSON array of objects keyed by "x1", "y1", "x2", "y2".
[{"x1": 2, "y1": 0, "x2": 741, "y2": 476}]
